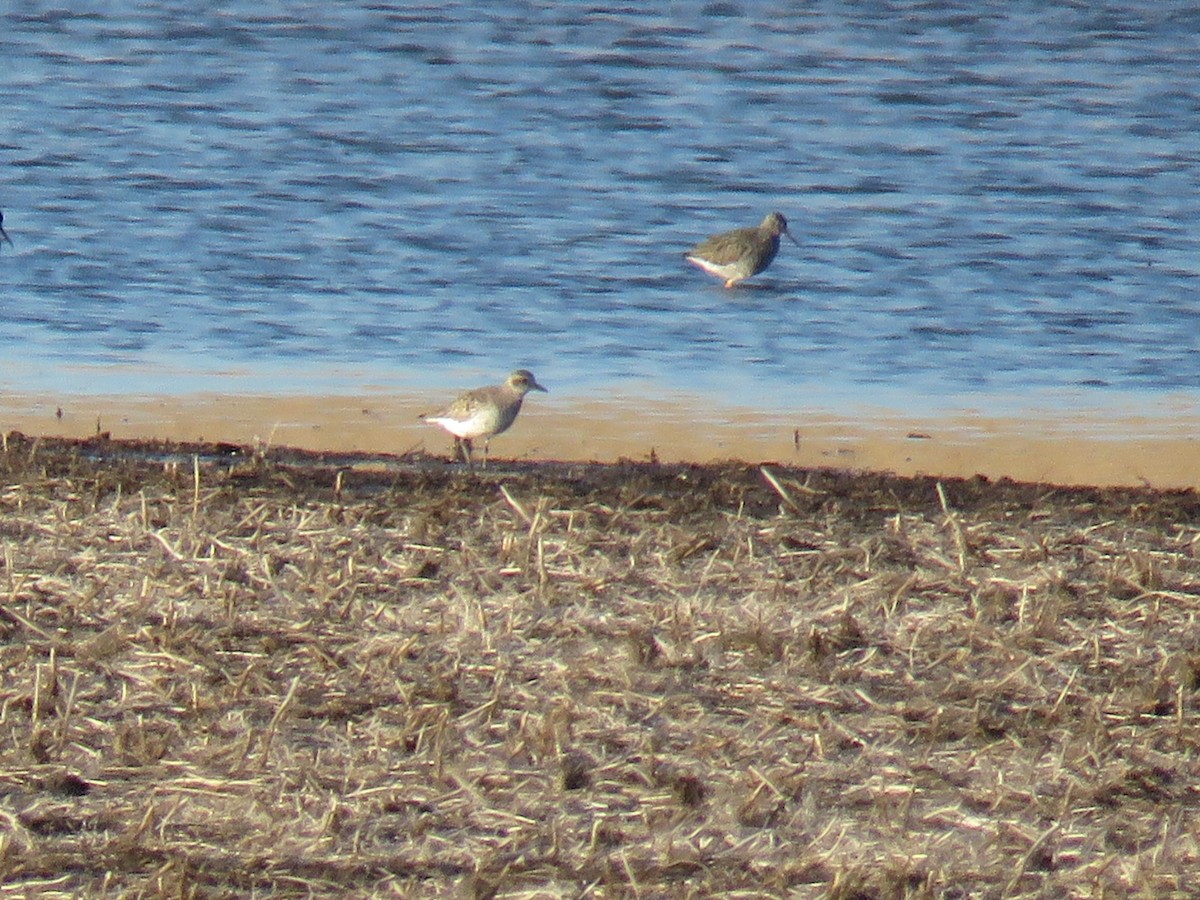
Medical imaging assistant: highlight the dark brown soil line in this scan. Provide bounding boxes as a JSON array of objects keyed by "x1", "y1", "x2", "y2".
[{"x1": 12, "y1": 430, "x2": 1200, "y2": 528}]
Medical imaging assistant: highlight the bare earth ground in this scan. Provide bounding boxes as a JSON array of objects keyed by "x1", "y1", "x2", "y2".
[{"x1": 1, "y1": 433, "x2": 1199, "y2": 898}]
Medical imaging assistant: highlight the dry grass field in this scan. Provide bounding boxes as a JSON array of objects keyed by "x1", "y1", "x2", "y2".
[{"x1": 1, "y1": 432, "x2": 1198, "y2": 898}]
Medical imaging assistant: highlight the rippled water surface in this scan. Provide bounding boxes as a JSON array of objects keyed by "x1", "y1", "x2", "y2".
[{"x1": 3, "y1": 3, "x2": 1200, "y2": 414}]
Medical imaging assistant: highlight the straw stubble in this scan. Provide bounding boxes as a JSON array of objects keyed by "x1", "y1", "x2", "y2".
[{"x1": 0, "y1": 433, "x2": 1197, "y2": 896}]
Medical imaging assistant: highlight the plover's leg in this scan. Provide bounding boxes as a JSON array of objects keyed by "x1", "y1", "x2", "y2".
[{"x1": 452, "y1": 437, "x2": 473, "y2": 465}]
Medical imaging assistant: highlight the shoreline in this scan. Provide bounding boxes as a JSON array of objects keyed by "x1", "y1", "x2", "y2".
[{"x1": 2, "y1": 390, "x2": 1198, "y2": 489}]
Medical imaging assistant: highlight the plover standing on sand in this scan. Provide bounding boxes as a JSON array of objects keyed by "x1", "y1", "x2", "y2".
[
  {"x1": 684, "y1": 211, "x2": 798, "y2": 287},
  {"x1": 423, "y1": 369, "x2": 548, "y2": 465}
]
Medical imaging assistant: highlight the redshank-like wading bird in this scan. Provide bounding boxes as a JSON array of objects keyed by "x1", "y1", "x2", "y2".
[{"x1": 684, "y1": 211, "x2": 798, "y2": 287}]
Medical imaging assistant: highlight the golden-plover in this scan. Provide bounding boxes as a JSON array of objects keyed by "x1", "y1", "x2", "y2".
[{"x1": 423, "y1": 369, "x2": 548, "y2": 465}]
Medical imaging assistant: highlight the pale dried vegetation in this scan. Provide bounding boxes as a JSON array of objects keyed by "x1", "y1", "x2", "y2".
[{"x1": 0, "y1": 433, "x2": 1199, "y2": 898}]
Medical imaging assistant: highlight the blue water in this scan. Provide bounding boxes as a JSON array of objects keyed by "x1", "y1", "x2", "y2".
[{"x1": 3, "y1": 3, "x2": 1200, "y2": 414}]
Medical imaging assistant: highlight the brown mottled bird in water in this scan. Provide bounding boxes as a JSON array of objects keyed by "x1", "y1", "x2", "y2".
[
  {"x1": 422, "y1": 369, "x2": 548, "y2": 465},
  {"x1": 684, "y1": 211, "x2": 798, "y2": 287},
  {"x1": 0, "y1": 210, "x2": 12, "y2": 248}
]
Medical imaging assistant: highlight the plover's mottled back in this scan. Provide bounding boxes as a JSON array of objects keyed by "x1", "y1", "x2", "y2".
[
  {"x1": 423, "y1": 369, "x2": 548, "y2": 465},
  {"x1": 684, "y1": 211, "x2": 798, "y2": 287}
]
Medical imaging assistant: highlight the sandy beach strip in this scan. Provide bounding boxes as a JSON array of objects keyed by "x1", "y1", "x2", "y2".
[{"x1": 1, "y1": 390, "x2": 1197, "y2": 488}]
